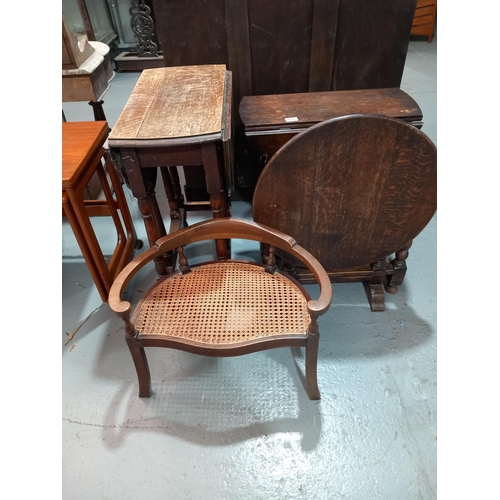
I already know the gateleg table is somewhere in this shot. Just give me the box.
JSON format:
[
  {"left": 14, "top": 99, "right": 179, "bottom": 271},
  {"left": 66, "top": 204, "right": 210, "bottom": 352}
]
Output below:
[{"left": 108, "top": 65, "right": 233, "bottom": 277}]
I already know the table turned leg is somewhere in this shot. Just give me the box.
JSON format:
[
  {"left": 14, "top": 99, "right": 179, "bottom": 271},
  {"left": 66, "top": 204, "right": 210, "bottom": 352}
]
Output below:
[
  {"left": 88, "top": 100, "right": 107, "bottom": 122},
  {"left": 119, "top": 148, "right": 172, "bottom": 276},
  {"left": 201, "top": 143, "right": 230, "bottom": 259},
  {"left": 385, "top": 241, "right": 413, "bottom": 294},
  {"left": 160, "top": 166, "right": 187, "bottom": 232},
  {"left": 363, "top": 258, "right": 387, "bottom": 312}
]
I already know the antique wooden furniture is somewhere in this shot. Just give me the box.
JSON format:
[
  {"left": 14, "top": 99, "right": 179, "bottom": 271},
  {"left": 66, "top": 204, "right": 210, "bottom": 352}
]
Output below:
[
  {"left": 152, "top": 0, "right": 417, "bottom": 197},
  {"left": 114, "top": 0, "right": 165, "bottom": 72},
  {"left": 411, "top": 0, "right": 437, "bottom": 43},
  {"left": 252, "top": 115, "right": 437, "bottom": 311},
  {"left": 109, "top": 218, "right": 332, "bottom": 400},
  {"left": 240, "top": 88, "right": 423, "bottom": 173},
  {"left": 62, "top": 121, "right": 140, "bottom": 302},
  {"left": 108, "top": 65, "right": 233, "bottom": 277},
  {"left": 62, "top": 16, "right": 113, "bottom": 121}
]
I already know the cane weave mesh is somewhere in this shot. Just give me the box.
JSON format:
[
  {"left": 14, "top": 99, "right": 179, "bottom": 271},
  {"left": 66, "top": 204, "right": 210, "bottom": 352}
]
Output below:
[{"left": 134, "top": 262, "right": 310, "bottom": 343}]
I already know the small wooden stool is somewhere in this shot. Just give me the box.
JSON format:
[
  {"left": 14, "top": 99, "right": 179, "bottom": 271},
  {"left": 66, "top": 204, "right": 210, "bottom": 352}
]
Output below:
[{"left": 62, "top": 121, "right": 141, "bottom": 302}]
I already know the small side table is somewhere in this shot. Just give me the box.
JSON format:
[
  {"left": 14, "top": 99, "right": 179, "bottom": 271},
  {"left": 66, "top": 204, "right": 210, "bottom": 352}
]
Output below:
[
  {"left": 63, "top": 121, "right": 140, "bottom": 302},
  {"left": 108, "top": 65, "right": 232, "bottom": 277}
]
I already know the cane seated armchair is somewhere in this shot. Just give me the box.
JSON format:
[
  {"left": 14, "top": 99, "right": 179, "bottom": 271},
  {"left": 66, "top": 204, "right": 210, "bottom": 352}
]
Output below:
[{"left": 109, "top": 218, "right": 332, "bottom": 400}]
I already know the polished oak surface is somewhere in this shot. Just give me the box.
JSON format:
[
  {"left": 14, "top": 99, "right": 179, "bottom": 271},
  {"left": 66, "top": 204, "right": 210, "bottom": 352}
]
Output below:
[{"left": 62, "top": 121, "right": 109, "bottom": 188}]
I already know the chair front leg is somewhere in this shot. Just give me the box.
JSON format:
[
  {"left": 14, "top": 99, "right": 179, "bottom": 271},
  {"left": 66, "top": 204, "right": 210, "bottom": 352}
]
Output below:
[
  {"left": 305, "top": 317, "right": 320, "bottom": 400},
  {"left": 124, "top": 316, "right": 151, "bottom": 398}
]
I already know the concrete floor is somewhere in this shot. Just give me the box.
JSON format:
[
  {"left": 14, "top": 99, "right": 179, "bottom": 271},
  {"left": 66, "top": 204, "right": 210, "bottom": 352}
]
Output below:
[{"left": 62, "top": 38, "right": 437, "bottom": 499}]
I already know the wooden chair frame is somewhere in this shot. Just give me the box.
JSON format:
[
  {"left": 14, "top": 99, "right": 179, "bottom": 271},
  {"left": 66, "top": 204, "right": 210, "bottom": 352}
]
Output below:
[{"left": 109, "top": 218, "right": 332, "bottom": 400}]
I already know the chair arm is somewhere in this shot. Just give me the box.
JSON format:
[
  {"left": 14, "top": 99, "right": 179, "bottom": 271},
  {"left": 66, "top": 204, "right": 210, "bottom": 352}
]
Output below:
[
  {"left": 287, "top": 244, "right": 332, "bottom": 317},
  {"left": 108, "top": 246, "right": 164, "bottom": 318},
  {"left": 109, "top": 217, "right": 333, "bottom": 318}
]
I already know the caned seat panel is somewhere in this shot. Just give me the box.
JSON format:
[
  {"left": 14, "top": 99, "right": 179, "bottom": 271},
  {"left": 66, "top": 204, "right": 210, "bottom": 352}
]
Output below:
[{"left": 134, "top": 262, "right": 310, "bottom": 344}]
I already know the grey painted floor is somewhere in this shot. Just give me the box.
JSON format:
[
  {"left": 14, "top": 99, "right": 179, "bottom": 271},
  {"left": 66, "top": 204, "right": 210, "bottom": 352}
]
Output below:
[{"left": 62, "top": 38, "right": 437, "bottom": 499}]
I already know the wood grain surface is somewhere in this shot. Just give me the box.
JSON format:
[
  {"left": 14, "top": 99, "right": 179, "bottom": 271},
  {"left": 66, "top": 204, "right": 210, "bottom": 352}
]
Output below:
[
  {"left": 62, "top": 121, "right": 109, "bottom": 187},
  {"left": 109, "top": 65, "right": 227, "bottom": 141},
  {"left": 240, "top": 88, "right": 422, "bottom": 130},
  {"left": 152, "top": 0, "right": 417, "bottom": 195},
  {"left": 252, "top": 114, "right": 437, "bottom": 271}
]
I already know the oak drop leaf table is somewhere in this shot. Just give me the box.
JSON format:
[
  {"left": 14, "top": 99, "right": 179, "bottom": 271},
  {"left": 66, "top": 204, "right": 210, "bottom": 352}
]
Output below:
[{"left": 108, "top": 65, "right": 233, "bottom": 277}]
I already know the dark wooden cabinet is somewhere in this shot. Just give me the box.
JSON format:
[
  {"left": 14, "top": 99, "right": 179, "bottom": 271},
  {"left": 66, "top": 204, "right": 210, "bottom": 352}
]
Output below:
[{"left": 152, "top": 0, "right": 418, "bottom": 196}]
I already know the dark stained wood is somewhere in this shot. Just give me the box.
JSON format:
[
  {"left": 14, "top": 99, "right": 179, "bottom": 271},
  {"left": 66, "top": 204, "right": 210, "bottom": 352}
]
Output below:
[
  {"left": 240, "top": 88, "right": 423, "bottom": 130},
  {"left": 136, "top": 147, "right": 203, "bottom": 168},
  {"left": 305, "top": 319, "right": 320, "bottom": 400},
  {"left": 109, "top": 217, "right": 332, "bottom": 318},
  {"left": 154, "top": 0, "right": 416, "bottom": 94},
  {"left": 252, "top": 115, "right": 437, "bottom": 310},
  {"left": 88, "top": 101, "right": 107, "bottom": 122},
  {"left": 108, "top": 218, "right": 332, "bottom": 399},
  {"left": 114, "top": 52, "right": 166, "bottom": 72},
  {"left": 152, "top": 0, "right": 417, "bottom": 197},
  {"left": 125, "top": 336, "right": 151, "bottom": 398},
  {"left": 331, "top": 0, "right": 417, "bottom": 90},
  {"left": 202, "top": 143, "right": 231, "bottom": 259},
  {"left": 247, "top": 0, "right": 314, "bottom": 95},
  {"left": 116, "top": 147, "right": 170, "bottom": 276},
  {"left": 240, "top": 88, "right": 424, "bottom": 186},
  {"left": 224, "top": 0, "right": 252, "bottom": 104},
  {"left": 363, "top": 259, "right": 387, "bottom": 312},
  {"left": 154, "top": 0, "right": 228, "bottom": 67},
  {"left": 385, "top": 241, "right": 413, "bottom": 294},
  {"left": 109, "top": 66, "right": 233, "bottom": 266},
  {"left": 308, "top": 0, "right": 340, "bottom": 92}
]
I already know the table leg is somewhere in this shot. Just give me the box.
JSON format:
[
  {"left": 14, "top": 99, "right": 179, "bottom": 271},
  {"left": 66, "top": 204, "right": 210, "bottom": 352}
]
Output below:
[
  {"left": 363, "top": 259, "right": 387, "bottom": 312},
  {"left": 169, "top": 166, "right": 188, "bottom": 226},
  {"left": 160, "top": 166, "right": 186, "bottom": 232},
  {"left": 63, "top": 193, "right": 109, "bottom": 302},
  {"left": 201, "top": 143, "right": 231, "bottom": 259},
  {"left": 98, "top": 153, "right": 140, "bottom": 278},
  {"left": 88, "top": 100, "right": 107, "bottom": 122},
  {"left": 65, "top": 187, "right": 114, "bottom": 294},
  {"left": 385, "top": 241, "right": 413, "bottom": 294},
  {"left": 119, "top": 148, "right": 172, "bottom": 276}
]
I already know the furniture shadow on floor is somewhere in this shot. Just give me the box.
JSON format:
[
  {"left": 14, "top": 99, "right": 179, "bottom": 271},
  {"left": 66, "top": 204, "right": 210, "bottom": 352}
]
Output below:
[
  {"left": 316, "top": 282, "right": 434, "bottom": 362},
  {"left": 97, "top": 348, "right": 323, "bottom": 451}
]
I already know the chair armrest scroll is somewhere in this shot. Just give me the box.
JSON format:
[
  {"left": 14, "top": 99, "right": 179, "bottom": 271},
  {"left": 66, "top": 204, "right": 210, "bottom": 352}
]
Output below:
[
  {"left": 287, "top": 244, "right": 332, "bottom": 317},
  {"left": 108, "top": 246, "right": 164, "bottom": 318}
]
